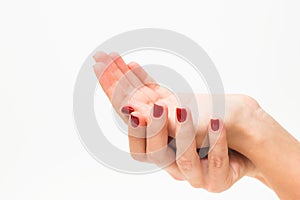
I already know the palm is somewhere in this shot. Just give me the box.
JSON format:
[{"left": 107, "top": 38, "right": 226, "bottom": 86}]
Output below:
[{"left": 93, "top": 51, "right": 178, "bottom": 125}]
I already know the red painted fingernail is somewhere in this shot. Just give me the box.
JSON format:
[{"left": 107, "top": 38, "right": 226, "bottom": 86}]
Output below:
[
  {"left": 153, "top": 104, "right": 163, "bottom": 118},
  {"left": 121, "top": 106, "right": 134, "bottom": 115},
  {"left": 211, "top": 119, "right": 219, "bottom": 131},
  {"left": 130, "top": 115, "right": 139, "bottom": 128},
  {"left": 176, "top": 108, "right": 187, "bottom": 123}
]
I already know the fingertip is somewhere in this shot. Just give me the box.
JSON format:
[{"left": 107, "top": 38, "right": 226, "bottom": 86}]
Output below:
[
  {"left": 130, "top": 114, "right": 140, "bottom": 128},
  {"left": 208, "top": 118, "right": 227, "bottom": 153},
  {"left": 121, "top": 105, "right": 135, "bottom": 115},
  {"left": 147, "top": 103, "right": 168, "bottom": 138},
  {"left": 209, "top": 118, "right": 225, "bottom": 133},
  {"left": 128, "top": 112, "right": 147, "bottom": 140},
  {"left": 176, "top": 108, "right": 186, "bottom": 123},
  {"left": 152, "top": 102, "right": 167, "bottom": 119},
  {"left": 128, "top": 61, "right": 140, "bottom": 69},
  {"left": 176, "top": 107, "right": 192, "bottom": 123},
  {"left": 109, "top": 52, "right": 120, "bottom": 59},
  {"left": 207, "top": 118, "right": 229, "bottom": 186},
  {"left": 93, "top": 51, "right": 107, "bottom": 62},
  {"left": 130, "top": 111, "right": 146, "bottom": 127}
]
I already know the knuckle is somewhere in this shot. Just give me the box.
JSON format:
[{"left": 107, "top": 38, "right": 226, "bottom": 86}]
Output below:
[
  {"left": 209, "top": 156, "right": 225, "bottom": 169},
  {"left": 177, "top": 157, "right": 193, "bottom": 171}
]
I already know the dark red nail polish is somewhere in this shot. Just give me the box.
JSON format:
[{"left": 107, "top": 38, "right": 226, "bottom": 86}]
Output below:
[
  {"left": 153, "top": 104, "right": 163, "bottom": 118},
  {"left": 211, "top": 119, "right": 219, "bottom": 131},
  {"left": 121, "top": 106, "right": 134, "bottom": 115},
  {"left": 130, "top": 115, "right": 139, "bottom": 128},
  {"left": 176, "top": 108, "right": 187, "bottom": 123}
]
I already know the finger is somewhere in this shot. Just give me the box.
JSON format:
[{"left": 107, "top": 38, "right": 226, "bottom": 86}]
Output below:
[
  {"left": 146, "top": 103, "right": 185, "bottom": 180},
  {"left": 93, "top": 52, "right": 143, "bottom": 115},
  {"left": 227, "top": 149, "right": 255, "bottom": 184},
  {"left": 93, "top": 51, "right": 124, "bottom": 81},
  {"left": 108, "top": 53, "right": 158, "bottom": 107},
  {"left": 109, "top": 53, "right": 144, "bottom": 88},
  {"left": 93, "top": 51, "right": 132, "bottom": 101},
  {"left": 93, "top": 62, "right": 117, "bottom": 99},
  {"left": 207, "top": 118, "right": 230, "bottom": 192},
  {"left": 128, "top": 112, "right": 148, "bottom": 162},
  {"left": 127, "top": 62, "right": 157, "bottom": 87},
  {"left": 93, "top": 51, "right": 111, "bottom": 63},
  {"left": 175, "top": 107, "right": 203, "bottom": 187},
  {"left": 128, "top": 61, "right": 175, "bottom": 99},
  {"left": 109, "top": 52, "right": 129, "bottom": 74},
  {"left": 119, "top": 98, "right": 152, "bottom": 124},
  {"left": 110, "top": 56, "right": 159, "bottom": 102}
]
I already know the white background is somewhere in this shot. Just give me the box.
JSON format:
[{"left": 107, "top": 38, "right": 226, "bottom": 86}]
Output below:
[{"left": 1, "top": 0, "right": 300, "bottom": 199}]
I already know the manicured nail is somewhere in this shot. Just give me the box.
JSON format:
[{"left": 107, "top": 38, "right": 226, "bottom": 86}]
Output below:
[
  {"left": 211, "top": 119, "right": 220, "bottom": 131},
  {"left": 121, "top": 106, "right": 134, "bottom": 115},
  {"left": 153, "top": 104, "right": 163, "bottom": 118},
  {"left": 130, "top": 115, "right": 139, "bottom": 128},
  {"left": 176, "top": 108, "right": 187, "bottom": 123}
]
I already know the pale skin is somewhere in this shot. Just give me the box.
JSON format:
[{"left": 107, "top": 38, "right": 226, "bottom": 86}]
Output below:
[{"left": 93, "top": 51, "right": 300, "bottom": 199}]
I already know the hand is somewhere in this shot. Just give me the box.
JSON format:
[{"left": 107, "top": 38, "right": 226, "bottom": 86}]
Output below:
[
  {"left": 93, "top": 51, "right": 300, "bottom": 198},
  {"left": 92, "top": 51, "right": 259, "bottom": 151},
  {"left": 128, "top": 104, "right": 254, "bottom": 191},
  {"left": 92, "top": 51, "right": 257, "bottom": 189},
  {"left": 93, "top": 51, "right": 178, "bottom": 130}
]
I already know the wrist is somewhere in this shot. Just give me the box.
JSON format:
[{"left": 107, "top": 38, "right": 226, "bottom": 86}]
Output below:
[
  {"left": 225, "top": 96, "right": 271, "bottom": 185},
  {"left": 235, "top": 103, "right": 300, "bottom": 199},
  {"left": 224, "top": 95, "right": 263, "bottom": 155}
]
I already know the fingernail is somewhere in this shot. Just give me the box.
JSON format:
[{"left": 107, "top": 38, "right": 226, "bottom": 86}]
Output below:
[
  {"left": 176, "top": 108, "right": 187, "bottom": 123},
  {"left": 121, "top": 106, "right": 134, "bottom": 115},
  {"left": 153, "top": 104, "right": 163, "bottom": 118},
  {"left": 130, "top": 114, "right": 139, "bottom": 128},
  {"left": 211, "top": 119, "right": 219, "bottom": 131}
]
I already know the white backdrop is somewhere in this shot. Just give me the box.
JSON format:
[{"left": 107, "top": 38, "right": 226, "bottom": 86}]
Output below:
[{"left": 1, "top": 0, "right": 300, "bottom": 199}]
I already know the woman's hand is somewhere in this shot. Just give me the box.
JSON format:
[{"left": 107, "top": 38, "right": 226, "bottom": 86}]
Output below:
[
  {"left": 127, "top": 104, "right": 255, "bottom": 192},
  {"left": 93, "top": 51, "right": 300, "bottom": 198},
  {"left": 92, "top": 51, "right": 259, "bottom": 152},
  {"left": 92, "top": 51, "right": 257, "bottom": 178}
]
